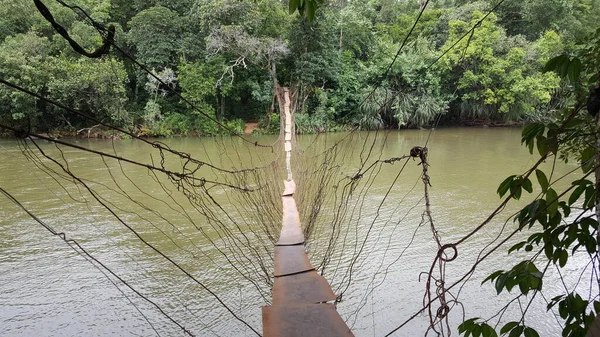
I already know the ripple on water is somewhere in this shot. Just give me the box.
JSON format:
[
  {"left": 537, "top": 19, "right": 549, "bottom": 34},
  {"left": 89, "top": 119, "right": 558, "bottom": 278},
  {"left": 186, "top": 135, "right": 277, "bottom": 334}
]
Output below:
[{"left": 0, "top": 130, "right": 584, "bottom": 336}]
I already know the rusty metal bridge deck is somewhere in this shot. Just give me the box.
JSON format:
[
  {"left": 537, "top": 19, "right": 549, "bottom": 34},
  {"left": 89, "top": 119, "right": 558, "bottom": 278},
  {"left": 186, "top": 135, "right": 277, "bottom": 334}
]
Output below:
[{"left": 262, "top": 87, "right": 353, "bottom": 337}]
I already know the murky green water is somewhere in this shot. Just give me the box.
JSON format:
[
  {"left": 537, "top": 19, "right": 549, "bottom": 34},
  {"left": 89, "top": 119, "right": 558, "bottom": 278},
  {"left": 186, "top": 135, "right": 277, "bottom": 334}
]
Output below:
[{"left": 0, "top": 128, "right": 587, "bottom": 336}]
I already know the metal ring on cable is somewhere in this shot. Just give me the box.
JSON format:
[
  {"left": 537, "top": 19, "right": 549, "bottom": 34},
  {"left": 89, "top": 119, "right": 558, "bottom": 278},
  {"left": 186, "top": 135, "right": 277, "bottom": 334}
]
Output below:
[{"left": 438, "top": 243, "right": 458, "bottom": 262}]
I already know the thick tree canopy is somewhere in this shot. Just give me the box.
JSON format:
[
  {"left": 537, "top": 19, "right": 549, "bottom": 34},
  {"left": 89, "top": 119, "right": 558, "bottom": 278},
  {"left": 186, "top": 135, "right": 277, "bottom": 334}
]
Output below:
[{"left": 0, "top": 0, "right": 599, "bottom": 135}]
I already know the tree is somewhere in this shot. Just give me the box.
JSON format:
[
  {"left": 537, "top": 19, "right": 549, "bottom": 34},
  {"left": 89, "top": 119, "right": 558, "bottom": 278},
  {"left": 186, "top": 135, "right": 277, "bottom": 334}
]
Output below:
[
  {"left": 46, "top": 55, "right": 129, "bottom": 127},
  {"left": 198, "top": 0, "right": 290, "bottom": 122},
  {"left": 495, "top": 0, "right": 577, "bottom": 40},
  {"left": 127, "top": 6, "right": 183, "bottom": 69},
  {"left": 388, "top": 38, "right": 449, "bottom": 128},
  {"left": 439, "top": 10, "right": 560, "bottom": 121},
  {"left": 0, "top": 32, "right": 52, "bottom": 130},
  {"left": 0, "top": 0, "right": 38, "bottom": 41}
]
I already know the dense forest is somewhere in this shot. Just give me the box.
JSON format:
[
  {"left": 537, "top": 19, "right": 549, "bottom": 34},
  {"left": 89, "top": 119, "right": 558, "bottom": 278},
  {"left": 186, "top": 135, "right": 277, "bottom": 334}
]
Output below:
[
  {"left": 5, "top": 2, "right": 600, "bottom": 337},
  {"left": 1, "top": 0, "right": 600, "bottom": 136}
]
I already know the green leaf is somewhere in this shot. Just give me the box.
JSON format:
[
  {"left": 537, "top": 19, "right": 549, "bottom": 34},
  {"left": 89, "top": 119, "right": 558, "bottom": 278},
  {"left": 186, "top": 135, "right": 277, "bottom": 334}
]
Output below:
[
  {"left": 545, "top": 243, "right": 554, "bottom": 259},
  {"left": 552, "top": 248, "right": 561, "bottom": 263},
  {"left": 472, "top": 324, "right": 482, "bottom": 337},
  {"left": 536, "top": 135, "right": 548, "bottom": 156},
  {"left": 495, "top": 273, "right": 508, "bottom": 294},
  {"left": 527, "top": 261, "right": 541, "bottom": 274},
  {"left": 459, "top": 318, "right": 478, "bottom": 334},
  {"left": 508, "top": 326, "right": 524, "bottom": 337},
  {"left": 509, "top": 242, "right": 526, "bottom": 254},
  {"left": 558, "top": 300, "right": 568, "bottom": 319},
  {"left": 530, "top": 274, "right": 542, "bottom": 290},
  {"left": 535, "top": 170, "right": 548, "bottom": 193},
  {"left": 528, "top": 136, "right": 535, "bottom": 154},
  {"left": 568, "top": 57, "right": 582, "bottom": 84},
  {"left": 500, "top": 322, "right": 519, "bottom": 335},
  {"left": 586, "top": 237, "right": 597, "bottom": 253},
  {"left": 546, "top": 188, "right": 558, "bottom": 217},
  {"left": 289, "top": 0, "right": 300, "bottom": 14},
  {"left": 482, "top": 270, "right": 503, "bottom": 285},
  {"left": 521, "top": 124, "right": 544, "bottom": 150},
  {"left": 547, "top": 137, "right": 559, "bottom": 155},
  {"left": 572, "top": 178, "right": 592, "bottom": 187},
  {"left": 481, "top": 324, "right": 498, "bottom": 337},
  {"left": 535, "top": 200, "right": 548, "bottom": 226},
  {"left": 306, "top": 0, "right": 316, "bottom": 21},
  {"left": 558, "top": 56, "right": 571, "bottom": 78},
  {"left": 522, "top": 178, "right": 533, "bottom": 193},
  {"left": 584, "top": 186, "right": 596, "bottom": 209},
  {"left": 564, "top": 118, "right": 584, "bottom": 130},
  {"left": 511, "top": 181, "right": 523, "bottom": 200},
  {"left": 559, "top": 201, "right": 571, "bottom": 217},
  {"left": 548, "top": 295, "right": 564, "bottom": 310},
  {"left": 566, "top": 224, "right": 577, "bottom": 246},
  {"left": 558, "top": 249, "right": 568, "bottom": 267},
  {"left": 518, "top": 280, "right": 529, "bottom": 295},
  {"left": 524, "top": 327, "right": 540, "bottom": 337},
  {"left": 543, "top": 54, "right": 570, "bottom": 74},
  {"left": 498, "top": 175, "right": 515, "bottom": 198},
  {"left": 517, "top": 207, "right": 529, "bottom": 226},
  {"left": 581, "top": 146, "right": 596, "bottom": 173},
  {"left": 569, "top": 185, "right": 586, "bottom": 205},
  {"left": 586, "top": 217, "right": 599, "bottom": 230},
  {"left": 525, "top": 200, "right": 540, "bottom": 224},
  {"left": 537, "top": 213, "right": 548, "bottom": 227}
]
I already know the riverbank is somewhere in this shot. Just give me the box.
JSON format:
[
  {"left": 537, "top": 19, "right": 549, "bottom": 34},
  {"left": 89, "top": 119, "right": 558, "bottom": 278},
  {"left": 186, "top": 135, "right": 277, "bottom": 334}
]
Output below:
[{"left": 0, "top": 119, "right": 525, "bottom": 140}]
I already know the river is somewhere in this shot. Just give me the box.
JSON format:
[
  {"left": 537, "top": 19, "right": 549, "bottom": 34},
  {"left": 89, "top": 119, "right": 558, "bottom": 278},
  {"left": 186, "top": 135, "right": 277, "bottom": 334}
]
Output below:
[{"left": 0, "top": 127, "right": 589, "bottom": 336}]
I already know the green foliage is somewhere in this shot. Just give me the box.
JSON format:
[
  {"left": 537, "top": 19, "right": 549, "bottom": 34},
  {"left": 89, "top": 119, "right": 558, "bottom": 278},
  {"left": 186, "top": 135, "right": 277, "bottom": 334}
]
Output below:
[
  {"left": 440, "top": 11, "right": 561, "bottom": 121},
  {"left": 257, "top": 113, "right": 280, "bottom": 134},
  {"left": 458, "top": 319, "right": 497, "bottom": 337},
  {"left": 47, "top": 56, "right": 130, "bottom": 125},
  {"left": 127, "top": 6, "right": 183, "bottom": 69},
  {"left": 500, "top": 323, "right": 540, "bottom": 337},
  {"left": 386, "top": 9, "right": 446, "bottom": 45},
  {"left": 0, "top": 0, "right": 39, "bottom": 41},
  {"left": 464, "top": 40, "right": 600, "bottom": 335},
  {"left": 532, "top": 31, "right": 564, "bottom": 67},
  {"left": 0, "top": 32, "right": 51, "bottom": 127},
  {"left": 547, "top": 294, "right": 598, "bottom": 337},
  {"left": 3, "top": 1, "right": 600, "bottom": 336},
  {"left": 1, "top": 0, "right": 599, "bottom": 137},
  {"left": 178, "top": 58, "right": 227, "bottom": 113},
  {"left": 140, "top": 110, "right": 243, "bottom": 137},
  {"left": 497, "top": 175, "right": 532, "bottom": 200},
  {"left": 288, "top": 0, "right": 324, "bottom": 22},
  {"left": 143, "top": 101, "right": 162, "bottom": 129},
  {"left": 389, "top": 38, "right": 450, "bottom": 128},
  {"left": 354, "top": 87, "right": 385, "bottom": 130},
  {"left": 482, "top": 261, "right": 542, "bottom": 295},
  {"left": 458, "top": 319, "right": 542, "bottom": 337}
]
